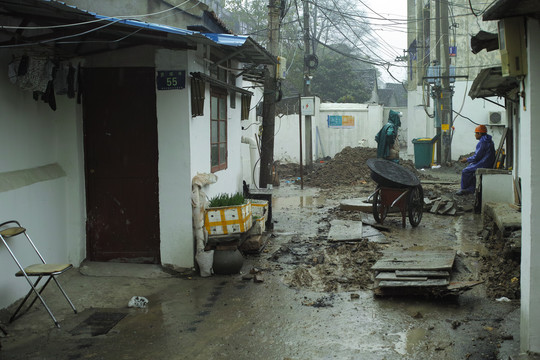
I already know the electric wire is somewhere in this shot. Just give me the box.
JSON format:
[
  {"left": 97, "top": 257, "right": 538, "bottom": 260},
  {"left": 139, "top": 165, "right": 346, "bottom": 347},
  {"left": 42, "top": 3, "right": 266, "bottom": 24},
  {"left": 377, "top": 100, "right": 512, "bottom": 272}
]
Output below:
[
  {"left": 314, "top": 5, "right": 391, "bottom": 68},
  {"left": 453, "top": 110, "right": 481, "bottom": 126},
  {"left": 0, "top": 18, "right": 124, "bottom": 48},
  {"left": 0, "top": 0, "right": 194, "bottom": 31}
]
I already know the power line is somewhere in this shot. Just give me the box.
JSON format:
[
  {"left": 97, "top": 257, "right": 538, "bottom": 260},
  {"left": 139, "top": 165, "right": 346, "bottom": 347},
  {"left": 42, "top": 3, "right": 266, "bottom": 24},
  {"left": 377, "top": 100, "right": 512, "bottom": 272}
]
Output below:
[{"left": 0, "top": 0, "right": 195, "bottom": 31}]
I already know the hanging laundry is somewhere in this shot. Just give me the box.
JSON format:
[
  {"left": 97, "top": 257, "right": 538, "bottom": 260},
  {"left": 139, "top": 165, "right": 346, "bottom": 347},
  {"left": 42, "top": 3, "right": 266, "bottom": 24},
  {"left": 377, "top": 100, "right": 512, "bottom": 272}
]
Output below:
[
  {"left": 17, "top": 57, "right": 54, "bottom": 93},
  {"left": 54, "top": 62, "right": 69, "bottom": 95},
  {"left": 8, "top": 58, "right": 19, "bottom": 84}
]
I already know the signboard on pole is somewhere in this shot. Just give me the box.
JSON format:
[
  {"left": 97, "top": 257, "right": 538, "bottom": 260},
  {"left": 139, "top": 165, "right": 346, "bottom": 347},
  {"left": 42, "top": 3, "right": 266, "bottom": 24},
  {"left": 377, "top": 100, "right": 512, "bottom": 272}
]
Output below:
[{"left": 301, "top": 97, "right": 315, "bottom": 116}]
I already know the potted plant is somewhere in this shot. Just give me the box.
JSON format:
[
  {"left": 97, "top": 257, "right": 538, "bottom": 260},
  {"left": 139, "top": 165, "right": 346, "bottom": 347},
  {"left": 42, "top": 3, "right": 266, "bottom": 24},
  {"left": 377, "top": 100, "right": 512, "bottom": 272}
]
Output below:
[{"left": 204, "top": 193, "right": 252, "bottom": 236}]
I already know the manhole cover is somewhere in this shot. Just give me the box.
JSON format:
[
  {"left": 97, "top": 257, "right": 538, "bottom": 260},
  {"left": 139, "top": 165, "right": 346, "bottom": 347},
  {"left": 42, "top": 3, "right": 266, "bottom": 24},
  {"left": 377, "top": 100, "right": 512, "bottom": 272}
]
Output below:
[{"left": 70, "top": 311, "right": 127, "bottom": 336}]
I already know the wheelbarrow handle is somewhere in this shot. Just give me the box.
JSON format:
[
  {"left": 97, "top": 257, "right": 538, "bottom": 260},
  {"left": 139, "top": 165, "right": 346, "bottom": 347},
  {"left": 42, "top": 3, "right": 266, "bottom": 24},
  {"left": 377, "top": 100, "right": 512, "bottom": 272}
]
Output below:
[{"left": 367, "top": 187, "right": 381, "bottom": 202}]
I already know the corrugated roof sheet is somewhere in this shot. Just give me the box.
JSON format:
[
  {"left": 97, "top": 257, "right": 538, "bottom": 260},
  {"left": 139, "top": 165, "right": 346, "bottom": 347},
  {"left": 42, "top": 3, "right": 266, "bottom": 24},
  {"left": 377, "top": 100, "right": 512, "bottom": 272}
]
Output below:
[{"left": 0, "top": 0, "right": 275, "bottom": 64}]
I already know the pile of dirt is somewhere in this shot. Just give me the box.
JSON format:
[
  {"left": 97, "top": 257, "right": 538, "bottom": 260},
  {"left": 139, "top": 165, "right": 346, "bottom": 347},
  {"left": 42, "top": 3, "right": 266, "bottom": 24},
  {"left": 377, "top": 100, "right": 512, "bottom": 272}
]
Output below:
[
  {"left": 481, "top": 231, "right": 521, "bottom": 300},
  {"left": 303, "top": 147, "right": 377, "bottom": 188},
  {"left": 276, "top": 146, "right": 433, "bottom": 189}
]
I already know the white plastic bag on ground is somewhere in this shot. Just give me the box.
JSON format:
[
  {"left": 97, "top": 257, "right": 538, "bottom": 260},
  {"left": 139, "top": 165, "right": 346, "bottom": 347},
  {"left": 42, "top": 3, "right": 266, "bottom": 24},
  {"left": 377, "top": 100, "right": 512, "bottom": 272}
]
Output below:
[
  {"left": 128, "top": 296, "right": 149, "bottom": 308},
  {"left": 196, "top": 249, "right": 214, "bottom": 277}
]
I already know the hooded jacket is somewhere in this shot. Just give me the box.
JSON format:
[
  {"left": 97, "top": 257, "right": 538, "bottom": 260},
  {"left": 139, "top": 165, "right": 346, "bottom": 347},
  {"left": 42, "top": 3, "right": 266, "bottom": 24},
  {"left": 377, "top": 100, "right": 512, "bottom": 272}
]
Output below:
[
  {"left": 466, "top": 133, "right": 496, "bottom": 169},
  {"left": 375, "top": 110, "right": 401, "bottom": 159},
  {"left": 460, "top": 133, "right": 496, "bottom": 193}
]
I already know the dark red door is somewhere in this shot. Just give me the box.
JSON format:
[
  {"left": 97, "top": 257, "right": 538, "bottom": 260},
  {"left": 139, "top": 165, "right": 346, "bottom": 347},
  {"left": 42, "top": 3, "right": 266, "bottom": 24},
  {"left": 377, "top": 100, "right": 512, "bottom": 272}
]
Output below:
[{"left": 83, "top": 67, "right": 160, "bottom": 263}]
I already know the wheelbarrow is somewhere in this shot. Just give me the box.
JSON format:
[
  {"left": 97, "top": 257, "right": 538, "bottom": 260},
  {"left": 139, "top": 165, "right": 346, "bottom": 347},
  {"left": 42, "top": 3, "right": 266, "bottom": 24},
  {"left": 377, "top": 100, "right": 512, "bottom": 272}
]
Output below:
[{"left": 367, "top": 158, "right": 424, "bottom": 227}]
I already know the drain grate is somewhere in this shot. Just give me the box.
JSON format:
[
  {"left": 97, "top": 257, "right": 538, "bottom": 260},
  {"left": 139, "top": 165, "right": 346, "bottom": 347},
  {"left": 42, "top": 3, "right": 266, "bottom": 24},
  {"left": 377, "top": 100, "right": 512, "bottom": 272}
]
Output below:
[{"left": 70, "top": 311, "right": 127, "bottom": 336}]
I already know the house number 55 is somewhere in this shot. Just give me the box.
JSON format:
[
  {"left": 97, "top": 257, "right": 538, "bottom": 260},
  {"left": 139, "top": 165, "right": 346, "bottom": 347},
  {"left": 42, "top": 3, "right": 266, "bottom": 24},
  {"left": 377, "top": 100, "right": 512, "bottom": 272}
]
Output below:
[{"left": 157, "top": 70, "right": 186, "bottom": 90}]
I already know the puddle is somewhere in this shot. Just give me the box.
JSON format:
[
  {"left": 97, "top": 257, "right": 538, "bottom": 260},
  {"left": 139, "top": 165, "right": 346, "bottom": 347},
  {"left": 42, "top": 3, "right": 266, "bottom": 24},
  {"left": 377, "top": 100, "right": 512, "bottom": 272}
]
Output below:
[
  {"left": 391, "top": 327, "right": 427, "bottom": 355},
  {"left": 392, "top": 330, "right": 408, "bottom": 355},
  {"left": 272, "top": 195, "right": 327, "bottom": 210},
  {"left": 405, "top": 327, "right": 428, "bottom": 353},
  {"left": 454, "top": 214, "right": 488, "bottom": 255}
]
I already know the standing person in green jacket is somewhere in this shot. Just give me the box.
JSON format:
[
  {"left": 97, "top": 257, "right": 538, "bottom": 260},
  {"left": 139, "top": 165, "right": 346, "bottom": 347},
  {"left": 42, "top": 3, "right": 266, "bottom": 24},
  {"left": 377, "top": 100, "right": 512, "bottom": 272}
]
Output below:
[{"left": 375, "top": 110, "right": 402, "bottom": 163}]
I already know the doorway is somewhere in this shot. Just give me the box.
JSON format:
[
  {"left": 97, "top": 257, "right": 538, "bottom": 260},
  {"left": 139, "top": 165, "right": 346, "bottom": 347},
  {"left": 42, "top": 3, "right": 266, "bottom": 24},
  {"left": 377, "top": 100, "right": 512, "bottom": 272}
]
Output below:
[{"left": 82, "top": 67, "right": 160, "bottom": 263}]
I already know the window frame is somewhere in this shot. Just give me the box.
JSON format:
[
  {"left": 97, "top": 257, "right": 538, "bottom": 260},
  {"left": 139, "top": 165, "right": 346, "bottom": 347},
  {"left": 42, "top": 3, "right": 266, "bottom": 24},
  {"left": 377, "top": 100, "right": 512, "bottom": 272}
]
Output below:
[{"left": 210, "top": 87, "right": 228, "bottom": 173}]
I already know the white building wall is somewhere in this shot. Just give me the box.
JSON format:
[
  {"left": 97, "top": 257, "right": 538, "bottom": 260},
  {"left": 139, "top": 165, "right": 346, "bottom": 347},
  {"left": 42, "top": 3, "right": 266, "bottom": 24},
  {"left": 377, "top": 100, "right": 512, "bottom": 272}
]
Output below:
[
  {"left": 155, "top": 49, "right": 195, "bottom": 270},
  {"left": 451, "top": 82, "right": 506, "bottom": 159},
  {"left": 406, "top": 88, "right": 437, "bottom": 159},
  {"left": 317, "top": 103, "right": 383, "bottom": 159},
  {"left": 273, "top": 101, "right": 387, "bottom": 164},
  {"left": 520, "top": 17, "right": 540, "bottom": 355},
  {"left": 407, "top": 82, "right": 506, "bottom": 162},
  {"left": 273, "top": 112, "right": 306, "bottom": 164},
  {"left": 240, "top": 88, "right": 263, "bottom": 188},
  {"left": 188, "top": 63, "right": 246, "bottom": 200},
  {"left": 86, "top": 45, "right": 198, "bottom": 271},
  {"left": 0, "top": 53, "right": 84, "bottom": 310}
]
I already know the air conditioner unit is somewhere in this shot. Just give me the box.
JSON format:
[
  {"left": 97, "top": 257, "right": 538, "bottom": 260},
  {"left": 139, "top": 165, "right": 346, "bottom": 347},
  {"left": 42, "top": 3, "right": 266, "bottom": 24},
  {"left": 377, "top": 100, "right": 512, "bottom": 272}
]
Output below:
[
  {"left": 498, "top": 17, "right": 527, "bottom": 77},
  {"left": 488, "top": 111, "right": 506, "bottom": 126}
]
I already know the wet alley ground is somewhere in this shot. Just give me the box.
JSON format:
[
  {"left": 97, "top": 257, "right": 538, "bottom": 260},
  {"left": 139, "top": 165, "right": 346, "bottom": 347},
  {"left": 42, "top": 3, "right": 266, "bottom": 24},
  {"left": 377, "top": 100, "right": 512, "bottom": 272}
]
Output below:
[{"left": 0, "top": 167, "right": 536, "bottom": 360}]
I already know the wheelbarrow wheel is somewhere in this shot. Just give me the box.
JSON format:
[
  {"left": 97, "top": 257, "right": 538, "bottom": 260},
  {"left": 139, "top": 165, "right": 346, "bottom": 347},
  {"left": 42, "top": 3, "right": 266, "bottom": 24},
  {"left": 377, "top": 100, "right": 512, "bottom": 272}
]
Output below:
[
  {"left": 372, "top": 188, "right": 387, "bottom": 223},
  {"left": 408, "top": 185, "right": 424, "bottom": 227}
]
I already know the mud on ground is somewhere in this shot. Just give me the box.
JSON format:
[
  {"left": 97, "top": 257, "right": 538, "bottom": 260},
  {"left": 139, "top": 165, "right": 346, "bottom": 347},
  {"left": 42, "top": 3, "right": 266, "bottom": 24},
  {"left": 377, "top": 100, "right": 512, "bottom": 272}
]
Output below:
[{"left": 273, "top": 146, "right": 520, "bottom": 300}]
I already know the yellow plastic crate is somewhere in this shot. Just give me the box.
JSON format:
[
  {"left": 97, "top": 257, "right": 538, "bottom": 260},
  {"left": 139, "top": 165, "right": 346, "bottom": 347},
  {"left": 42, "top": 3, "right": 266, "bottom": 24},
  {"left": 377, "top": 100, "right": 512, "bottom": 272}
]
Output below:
[
  {"left": 248, "top": 200, "right": 268, "bottom": 235},
  {"left": 205, "top": 201, "right": 252, "bottom": 236},
  {"left": 251, "top": 199, "right": 268, "bottom": 219}
]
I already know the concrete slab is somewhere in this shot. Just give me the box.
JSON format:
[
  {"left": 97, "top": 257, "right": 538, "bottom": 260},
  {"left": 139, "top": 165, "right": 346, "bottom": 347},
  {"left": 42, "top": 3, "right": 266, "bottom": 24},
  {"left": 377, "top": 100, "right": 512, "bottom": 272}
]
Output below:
[
  {"left": 327, "top": 219, "right": 363, "bottom": 242},
  {"left": 483, "top": 202, "right": 521, "bottom": 230},
  {"left": 339, "top": 198, "right": 372, "bottom": 212},
  {"left": 79, "top": 261, "right": 173, "bottom": 279},
  {"left": 361, "top": 225, "right": 390, "bottom": 243}
]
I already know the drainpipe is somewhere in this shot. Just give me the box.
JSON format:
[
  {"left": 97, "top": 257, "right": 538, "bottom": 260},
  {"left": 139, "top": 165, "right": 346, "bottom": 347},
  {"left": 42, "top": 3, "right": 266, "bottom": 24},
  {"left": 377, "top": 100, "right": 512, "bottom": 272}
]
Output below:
[{"left": 242, "top": 136, "right": 259, "bottom": 186}]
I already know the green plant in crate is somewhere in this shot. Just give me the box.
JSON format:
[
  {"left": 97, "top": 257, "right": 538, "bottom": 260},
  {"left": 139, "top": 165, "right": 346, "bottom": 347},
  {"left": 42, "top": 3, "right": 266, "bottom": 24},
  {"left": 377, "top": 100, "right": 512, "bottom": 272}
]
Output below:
[{"left": 208, "top": 192, "right": 245, "bottom": 208}]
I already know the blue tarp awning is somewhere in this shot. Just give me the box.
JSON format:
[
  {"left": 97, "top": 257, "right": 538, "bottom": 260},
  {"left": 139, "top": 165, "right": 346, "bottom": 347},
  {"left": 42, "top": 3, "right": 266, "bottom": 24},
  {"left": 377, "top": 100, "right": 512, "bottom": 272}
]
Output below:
[{"left": 0, "top": 0, "right": 276, "bottom": 65}]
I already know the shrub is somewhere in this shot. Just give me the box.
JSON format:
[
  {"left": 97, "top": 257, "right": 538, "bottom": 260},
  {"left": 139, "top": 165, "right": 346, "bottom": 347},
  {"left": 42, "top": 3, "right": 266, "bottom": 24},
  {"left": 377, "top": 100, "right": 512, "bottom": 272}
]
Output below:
[{"left": 208, "top": 192, "right": 245, "bottom": 207}]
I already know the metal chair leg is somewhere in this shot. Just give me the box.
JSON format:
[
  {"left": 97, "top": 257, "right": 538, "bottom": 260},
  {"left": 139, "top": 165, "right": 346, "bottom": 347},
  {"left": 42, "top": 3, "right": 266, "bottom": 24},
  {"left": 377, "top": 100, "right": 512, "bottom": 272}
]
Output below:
[
  {"left": 10, "top": 277, "right": 44, "bottom": 322},
  {"left": 10, "top": 276, "right": 61, "bottom": 328},
  {"left": 51, "top": 276, "right": 77, "bottom": 314}
]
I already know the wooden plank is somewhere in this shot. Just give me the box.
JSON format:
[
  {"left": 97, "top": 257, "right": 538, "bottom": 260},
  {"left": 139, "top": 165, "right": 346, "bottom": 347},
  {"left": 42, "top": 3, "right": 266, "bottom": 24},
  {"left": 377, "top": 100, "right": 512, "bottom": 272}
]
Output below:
[
  {"left": 395, "top": 270, "right": 450, "bottom": 278},
  {"left": 327, "top": 220, "right": 363, "bottom": 242},
  {"left": 376, "top": 272, "right": 428, "bottom": 281},
  {"left": 371, "top": 250, "right": 456, "bottom": 271},
  {"left": 493, "top": 127, "right": 508, "bottom": 169},
  {"left": 378, "top": 278, "right": 449, "bottom": 288}
]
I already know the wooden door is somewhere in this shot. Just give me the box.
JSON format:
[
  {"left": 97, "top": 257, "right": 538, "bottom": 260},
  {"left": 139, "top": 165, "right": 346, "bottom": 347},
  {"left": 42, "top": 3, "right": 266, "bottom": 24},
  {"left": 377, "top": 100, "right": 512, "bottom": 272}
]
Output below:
[{"left": 83, "top": 67, "right": 160, "bottom": 263}]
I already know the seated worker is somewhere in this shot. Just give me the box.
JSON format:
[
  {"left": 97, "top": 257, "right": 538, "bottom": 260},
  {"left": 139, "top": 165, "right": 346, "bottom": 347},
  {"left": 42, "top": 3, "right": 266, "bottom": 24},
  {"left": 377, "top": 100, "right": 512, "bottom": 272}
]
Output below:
[
  {"left": 375, "top": 110, "right": 402, "bottom": 163},
  {"left": 456, "top": 124, "right": 495, "bottom": 195}
]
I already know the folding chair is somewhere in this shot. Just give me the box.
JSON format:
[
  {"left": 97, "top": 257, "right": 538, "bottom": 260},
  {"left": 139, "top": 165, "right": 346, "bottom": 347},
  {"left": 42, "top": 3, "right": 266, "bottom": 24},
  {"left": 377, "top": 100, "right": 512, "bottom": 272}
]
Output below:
[{"left": 0, "top": 220, "right": 77, "bottom": 328}]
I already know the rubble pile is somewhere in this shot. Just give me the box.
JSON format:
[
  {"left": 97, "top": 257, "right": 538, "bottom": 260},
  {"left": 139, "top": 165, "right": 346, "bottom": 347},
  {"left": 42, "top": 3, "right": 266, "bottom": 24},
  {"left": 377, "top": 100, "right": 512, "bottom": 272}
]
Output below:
[
  {"left": 277, "top": 146, "right": 423, "bottom": 189},
  {"left": 304, "top": 147, "right": 378, "bottom": 188},
  {"left": 425, "top": 195, "right": 474, "bottom": 215}
]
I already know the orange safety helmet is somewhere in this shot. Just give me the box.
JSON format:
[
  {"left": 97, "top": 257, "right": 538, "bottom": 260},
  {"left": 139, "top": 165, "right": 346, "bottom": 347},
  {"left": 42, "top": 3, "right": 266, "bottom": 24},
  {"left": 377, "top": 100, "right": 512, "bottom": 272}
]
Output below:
[{"left": 475, "top": 125, "right": 487, "bottom": 133}]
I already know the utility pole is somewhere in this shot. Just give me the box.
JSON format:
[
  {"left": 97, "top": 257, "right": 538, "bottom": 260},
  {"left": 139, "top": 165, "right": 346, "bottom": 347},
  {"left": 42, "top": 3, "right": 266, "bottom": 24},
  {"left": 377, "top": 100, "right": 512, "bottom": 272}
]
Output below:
[
  {"left": 435, "top": 0, "right": 441, "bottom": 164},
  {"left": 440, "top": 0, "right": 452, "bottom": 165},
  {"left": 433, "top": 0, "right": 452, "bottom": 165},
  {"left": 302, "top": 0, "right": 313, "bottom": 169},
  {"left": 259, "top": 0, "right": 280, "bottom": 188},
  {"left": 413, "top": 0, "right": 423, "bottom": 91}
]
